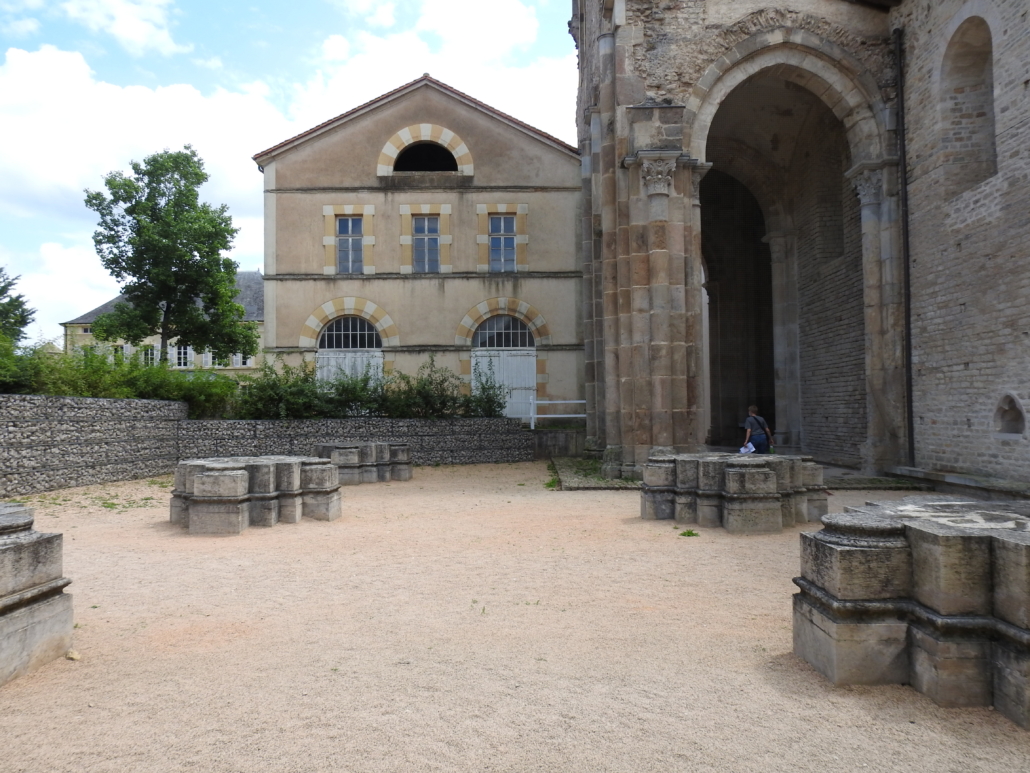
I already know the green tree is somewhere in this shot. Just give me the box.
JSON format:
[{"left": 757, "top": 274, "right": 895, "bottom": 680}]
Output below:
[
  {"left": 0, "top": 267, "right": 35, "bottom": 344},
  {"left": 84, "top": 145, "right": 259, "bottom": 362}
]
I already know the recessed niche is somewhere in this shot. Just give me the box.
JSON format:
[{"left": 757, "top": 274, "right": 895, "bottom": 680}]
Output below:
[{"left": 994, "top": 394, "right": 1026, "bottom": 436}]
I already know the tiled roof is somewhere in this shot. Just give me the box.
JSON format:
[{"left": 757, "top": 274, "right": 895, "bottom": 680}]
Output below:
[
  {"left": 62, "top": 271, "right": 265, "bottom": 325},
  {"left": 252, "top": 74, "right": 578, "bottom": 162}
]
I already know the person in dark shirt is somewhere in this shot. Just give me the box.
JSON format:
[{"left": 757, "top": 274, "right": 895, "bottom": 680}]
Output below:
[{"left": 743, "top": 405, "right": 774, "bottom": 454}]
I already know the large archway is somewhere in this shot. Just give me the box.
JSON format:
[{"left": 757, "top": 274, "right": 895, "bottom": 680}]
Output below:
[{"left": 701, "top": 66, "right": 868, "bottom": 466}]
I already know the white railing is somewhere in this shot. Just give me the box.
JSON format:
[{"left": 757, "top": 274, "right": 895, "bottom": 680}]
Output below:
[{"left": 526, "top": 396, "right": 587, "bottom": 430}]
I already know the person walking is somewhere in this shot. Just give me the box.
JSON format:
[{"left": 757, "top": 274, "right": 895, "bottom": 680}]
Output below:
[{"left": 743, "top": 405, "right": 774, "bottom": 454}]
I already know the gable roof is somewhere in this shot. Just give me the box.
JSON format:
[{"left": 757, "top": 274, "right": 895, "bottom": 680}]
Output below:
[
  {"left": 253, "top": 75, "right": 579, "bottom": 164},
  {"left": 62, "top": 271, "right": 265, "bottom": 325}
]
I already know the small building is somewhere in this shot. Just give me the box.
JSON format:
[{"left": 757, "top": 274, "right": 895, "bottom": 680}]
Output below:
[
  {"left": 252, "top": 75, "right": 584, "bottom": 420},
  {"left": 60, "top": 270, "right": 264, "bottom": 373}
]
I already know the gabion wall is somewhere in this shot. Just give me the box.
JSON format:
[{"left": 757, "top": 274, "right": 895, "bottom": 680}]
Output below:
[{"left": 0, "top": 395, "right": 534, "bottom": 497}]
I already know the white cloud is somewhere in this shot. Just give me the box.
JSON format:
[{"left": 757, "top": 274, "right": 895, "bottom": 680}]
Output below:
[
  {"left": 2, "top": 17, "right": 39, "bottom": 35},
  {"left": 321, "top": 34, "right": 349, "bottom": 62},
  {"left": 0, "top": 1, "right": 44, "bottom": 10},
  {"left": 366, "top": 2, "right": 394, "bottom": 28},
  {"left": 192, "top": 55, "right": 222, "bottom": 70},
  {"left": 60, "top": 0, "right": 192, "bottom": 56},
  {"left": 4, "top": 242, "right": 121, "bottom": 343}
]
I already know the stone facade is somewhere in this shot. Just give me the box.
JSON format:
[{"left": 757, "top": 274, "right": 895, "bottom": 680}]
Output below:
[
  {"left": 793, "top": 495, "right": 1030, "bottom": 729},
  {"left": 0, "top": 503, "right": 73, "bottom": 686},
  {"left": 252, "top": 76, "right": 584, "bottom": 422},
  {"left": 571, "top": 0, "right": 1030, "bottom": 480},
  {"left": 0, "top": 395, "right": 533, "bottom": 498}
]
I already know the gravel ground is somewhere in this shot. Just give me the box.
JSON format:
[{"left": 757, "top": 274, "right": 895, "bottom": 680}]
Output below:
[{"left": 2, "top": 462, "right": 1027, "bottom": 773}]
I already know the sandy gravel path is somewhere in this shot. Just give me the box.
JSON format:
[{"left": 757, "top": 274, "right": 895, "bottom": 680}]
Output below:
[{"left": 2, "top": 462, "right": 1027, "bottom": 772}]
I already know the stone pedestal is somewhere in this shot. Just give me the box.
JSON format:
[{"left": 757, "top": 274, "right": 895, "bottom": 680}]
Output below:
[
  {"left": 316, "top": 442, "right": 413, "bottom": 485},
  {"left": 640, "top": 452, "right": 826, "bottom": 534},
  {"left": 0, "top": 504, "right": 73, "bottom": 687},
  {"left": 794, "top": 496, "right": 1030, "bottom": 729},
  {"left": 170, "top": 456, "right": 344, "bottom": 535}
]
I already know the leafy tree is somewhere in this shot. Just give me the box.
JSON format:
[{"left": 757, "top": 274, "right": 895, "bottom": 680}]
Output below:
[
  {"left": 84, "top": 145, "right": 259, "bottom": 362},
  {"left": 0, "top": 267, "right": 35, "bottom": 344}
]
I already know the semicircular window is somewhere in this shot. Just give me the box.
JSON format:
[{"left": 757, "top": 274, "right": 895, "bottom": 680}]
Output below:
[
  {"left": 394, "top": 142, "right": 459, "bottom": 172},
  {"left": 319, "top": 316, "right": 382, "bottom": 350},
  {"left": 472, "top": 315, "right": 535, "bottom": 348},
  {"left": 994, "top": 395, "right": 1026, "bottom": 435}
]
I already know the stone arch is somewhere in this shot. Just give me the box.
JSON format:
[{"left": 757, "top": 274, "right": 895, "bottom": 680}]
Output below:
[
  {"left": 377, "top": 124, "right": 473, "bottom": 176},
  {"left": 299, "top": 297, "right": 400, "bottom": 349},
  {"left": 704, "top": 136, "right": 789, "bottom": 233},
  {"left": 686, "top": 31, "right": 888, "bottom": 166},
  {"left": 939, "top": 13, "right": 997, "bottom": 196},
  {"left": 454, "top": 298, "right": 552, "bottom": 347}
]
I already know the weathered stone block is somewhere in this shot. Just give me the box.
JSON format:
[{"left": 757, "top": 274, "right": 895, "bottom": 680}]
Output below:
[
  {"left": 910, "top": 627, "right": 992, "bottom": 708},
  {"left": 278, "top": 493, "right": 302, "bottom": 525},
  {"left": 908, "top": 522, "right": 992, "bottom": 616},
  {"left": 193, "top": 470, "right": 249, "bottom": 498},
  {"left": 188, "top": 500, "right": 250, "bottom": 535},
  {"left": 993, "top": 531, "right": 1030, "bottom": 629},
  {"left": 302, "top": 490, "right": 342, "bottom": 522},
  {"left": 994, "top": 642, "right": 1030, "bottom": 729},
  {"left": 0, "top": 593, "right": 74, "bottom": 687},
  {"left": 800, "top": 532, "right": 912, "bottom": 600},
  {"left": 792, "top": 594, "right": 909, "bottom": 686},
  {"left": 300, "top": 462, "right": 339, "bottom": 490}
]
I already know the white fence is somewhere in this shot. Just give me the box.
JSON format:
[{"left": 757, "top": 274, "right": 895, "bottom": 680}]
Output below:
[{"left": 526, "top": 397, "right": 587, "bottom": 430}]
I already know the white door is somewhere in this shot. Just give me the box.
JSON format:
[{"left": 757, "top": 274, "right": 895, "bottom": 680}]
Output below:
[
  {"left": 472, "top": 349, "right": 537, "bottom": 419},
  {"left": 315, "top": 350, "right": 384, "bottom": 381}
]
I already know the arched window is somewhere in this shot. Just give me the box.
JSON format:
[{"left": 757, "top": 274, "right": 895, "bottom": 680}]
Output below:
[
  {"left": 319, "top": 316, "right": 382, "bottom": 349},
  {"left": 940, "top": 17, "right": 996, "bottom": 196},
  {"left": 472, "top": 315, "right": 535, "bottom": 348},
  {"left": 393, "top": 142, "right": 458, "bottom": 173},
  {"left": 316, "top": 316, "right": 383, "bottom": 380}
]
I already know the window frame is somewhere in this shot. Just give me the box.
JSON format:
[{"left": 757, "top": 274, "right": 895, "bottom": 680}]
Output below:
[
  {"left": 412, "top": 215, "right": 441, "bottom": 274},
  {"left": 336, "top": 216, "right": 364, "bottom": 274}
]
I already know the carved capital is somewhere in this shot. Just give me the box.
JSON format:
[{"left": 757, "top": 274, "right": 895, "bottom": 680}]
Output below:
[
  {"left": 851, "top": 169, "right": 883, "bottom": 207},
  {"left": 641, "top": 157, "right": 677, "bottom": 197}
]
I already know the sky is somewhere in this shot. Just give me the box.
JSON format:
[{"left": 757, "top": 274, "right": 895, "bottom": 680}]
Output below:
[{"left": 0, "top": 0, "right": 579, "bottom": 341}]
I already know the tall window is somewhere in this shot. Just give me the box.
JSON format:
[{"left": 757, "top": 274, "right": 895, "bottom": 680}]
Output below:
[
  {"left": 413, "top": 216, "right": 440, "bottom": 273},
  {"left": 337, "top": 216, "right": 363, "bottom": 274},
  {"left": 175, "top": 344, "right": 193, "bottom": 368},
  {"left": 141, "top": 346, "right": 156, "bottom": 366},
  {"left": 489, "top": 215, "right": 517, "bottom": 273},
  {"left": 319, "top": 316, "right": 382, "bottom": 349}
]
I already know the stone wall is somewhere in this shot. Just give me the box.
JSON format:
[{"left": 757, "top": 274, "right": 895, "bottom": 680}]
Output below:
[
  {"left": 0, "top": 394, "right": 186, "bottom": 497},
  {"left": 0, "top": 395, "right": 534, "bottom": 497},
  {"left": 177, "top": 418, "right": 533, "bottom": 466},
  {"left": 889, "top": 0, "right": 1030, "bottom": 480}
]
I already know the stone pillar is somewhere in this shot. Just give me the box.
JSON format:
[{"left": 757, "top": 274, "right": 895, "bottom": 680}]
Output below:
[
  {"left": 684, "top": 161, "right": 712, "bottom": 451},
  {"left": 764, "top": 231, "right": 802, "bottom": 448},
  {"left": 598, "top": 32, "right": 621, "bottom": 478},
  {"left": 581, "top": 110, "right": 601, "bottom": 452},
  {"left": 848, "top": 163, "right": 908, "bottom": 473}
]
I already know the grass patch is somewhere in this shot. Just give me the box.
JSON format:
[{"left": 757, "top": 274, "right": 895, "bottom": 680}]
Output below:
[
  {"left": 544, "top": 462, "right": 560, "bottom": 490},
  {"left": 679, "top": 529, "right": 700, "bottom": 537}
]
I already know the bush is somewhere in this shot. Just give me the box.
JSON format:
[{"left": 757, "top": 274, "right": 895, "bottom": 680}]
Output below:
[
  {"left": 0, "top": 342, "right": 238, "bottom": 418},
  {"left": 235, "top": 354, "right": 508, "bottom": 420}
]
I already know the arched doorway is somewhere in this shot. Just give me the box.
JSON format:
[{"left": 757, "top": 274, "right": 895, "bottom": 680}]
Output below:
[
  {"left": 316, "top": 316, "right": 383, "bottom": 380},
  {"left": 471, "top": 315, "right": 537, "bottom": 419},
  {"left": 702, "top": 69, "right": 867, "bottom": 465}
]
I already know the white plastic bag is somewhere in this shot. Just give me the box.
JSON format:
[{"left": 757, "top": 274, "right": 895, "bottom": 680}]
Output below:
[{"left": 739, "top": 442, "right": 755, "bottom": 454}]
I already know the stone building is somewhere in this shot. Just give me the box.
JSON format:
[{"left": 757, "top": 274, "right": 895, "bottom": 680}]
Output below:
[
  {"left": 252, "top": 77, "right": 583, "bottom": 419},
  {"left": 61, "top": 270, "right": 264, "bottom": 373},
  {"left": 571, "top": 0, "right": 1030, "bottom": 479}
]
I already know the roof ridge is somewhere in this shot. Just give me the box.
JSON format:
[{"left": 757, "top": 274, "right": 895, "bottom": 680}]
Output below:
[{"left": 252, "top": 74, "right": 577, "bottom": 161}]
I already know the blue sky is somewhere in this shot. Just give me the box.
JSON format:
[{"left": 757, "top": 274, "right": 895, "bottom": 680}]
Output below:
[{"left": 0, "top": 0, "right": 579, "bottom": 340}]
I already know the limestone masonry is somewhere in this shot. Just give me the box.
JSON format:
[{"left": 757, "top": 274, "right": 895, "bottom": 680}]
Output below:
[
  {"left": 640, "top": 453, "right": 827, "bottom": 533},
  {"left": 0, "top": 503, "right": 73, "bottom": 687},
  {"left": 793, "top": 495, "right": 1030, "bottom": 728}
]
